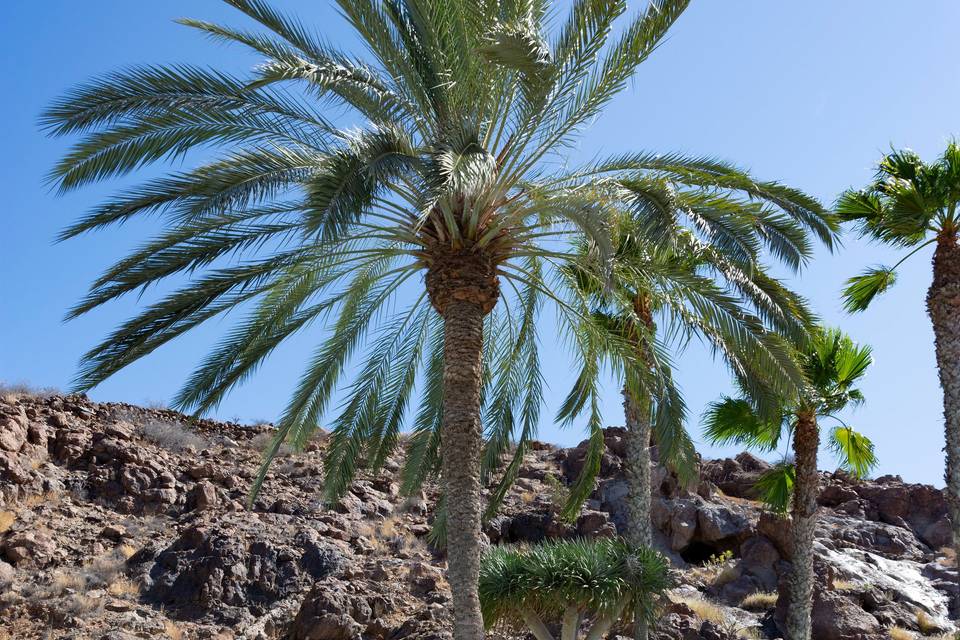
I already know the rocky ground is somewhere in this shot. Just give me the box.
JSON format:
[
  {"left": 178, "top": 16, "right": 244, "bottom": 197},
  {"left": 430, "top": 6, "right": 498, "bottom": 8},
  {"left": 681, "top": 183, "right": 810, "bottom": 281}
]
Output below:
[{"left": 0, "top": 390, "right": 956, "bottom": 640}]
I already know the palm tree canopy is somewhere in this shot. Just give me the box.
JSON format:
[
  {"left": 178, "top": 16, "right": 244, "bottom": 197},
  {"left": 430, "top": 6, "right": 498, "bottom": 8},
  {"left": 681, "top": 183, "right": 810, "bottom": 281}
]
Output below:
[
  {"left": 44, "top": 0, "right": 833, "bottom": 507},
  {"left": 838, "top": 143, "right": 960, "bottom": 312},
  {"left": 703, "top": 327, "right": 878, "bottom": 510},
  {"left": 558, "top": 206, "right": 822, "bottom": 485},
  {"left": 478, "top": 538, "right": 670, "bottom": 629}
]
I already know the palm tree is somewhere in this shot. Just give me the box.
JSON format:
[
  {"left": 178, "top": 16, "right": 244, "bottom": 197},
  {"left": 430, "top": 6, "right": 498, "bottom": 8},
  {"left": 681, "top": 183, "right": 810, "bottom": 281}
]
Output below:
[
  {"left": 478, "top": 538, "right": 670, "bottom": 640},
  {"left": 837, "top": 144, "right": 960, "bottom": 611},
  {"left": 43, "top": 1, "right": 836, "bottom": 636},
  {"left": 561, "top": 209, "right": 826, "bottom": 640},
  {"left": 703, "top": 327, "right": 877, "bottom": 640}
]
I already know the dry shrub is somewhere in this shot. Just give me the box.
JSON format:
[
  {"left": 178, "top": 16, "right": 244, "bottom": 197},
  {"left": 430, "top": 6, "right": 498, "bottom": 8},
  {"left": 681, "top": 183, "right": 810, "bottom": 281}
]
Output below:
[
  {"left": 107, "top": 576, "right": 140, "bottom": 597},
  {"left": 0, "top": 511, "right": 14, "bottom": 533},
  {"left": 0, "top": 382, "right": 60, "bottom": 401},
  {"left": 833, "top": 579, "right": 858, "bottom": 591},
  {"left": 49, "top": 570, "right": 86, "bottom": 596},
  {"left": 23, "top": 491, "right": 60, "bottom": 508},
  {"left": 141, "top": 420, "right": 208, "bottom": 451},
  {"left": 936, "top": 546, "right": 956, "bottom": 567},
  {"left": 164, "top": 619, "right": 184, "bottom": 640},
  {"left": 889, "top": 627, "right": 914, "bottom": 640},
  {"left": 740, "top": 591, "right": 778, "bottom": 611},
  {"left": 916, "top": 610, "right": 938, "bottom": 635},
  {"left": 118, "top": 543, "right": 138, "bottom": 559},
  {"left": 62, "top": 593, "right": 102, "bottom": 619},
  {"left": 674, "top": 595, "right": 727, "bottom": 626}
]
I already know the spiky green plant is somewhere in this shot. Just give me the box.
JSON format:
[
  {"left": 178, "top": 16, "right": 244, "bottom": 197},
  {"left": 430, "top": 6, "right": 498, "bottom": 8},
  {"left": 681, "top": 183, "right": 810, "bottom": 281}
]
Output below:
[
  {"left": 703, "top": 327, "right": 876, "bottom": 640},
  {"left": 837, "top": 143, "right": 960, "bottom": 612},
  {"left": 479, "top": 538, "right": 670, "bottom": 640},
  {"left": 43, "top": 1, "right": 834, "bottom": 635}
]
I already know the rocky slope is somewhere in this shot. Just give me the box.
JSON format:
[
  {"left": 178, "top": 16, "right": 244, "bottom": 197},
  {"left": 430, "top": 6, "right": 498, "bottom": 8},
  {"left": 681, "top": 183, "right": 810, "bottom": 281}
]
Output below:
[{"left": 0, "top": 390, "right": 955, "bottom": 640}]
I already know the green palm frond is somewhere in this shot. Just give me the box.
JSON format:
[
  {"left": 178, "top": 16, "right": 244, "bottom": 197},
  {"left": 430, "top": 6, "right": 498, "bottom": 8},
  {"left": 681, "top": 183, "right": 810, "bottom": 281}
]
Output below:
[
  {"left": 829, "top": 426, "right": 877, "bottom": 479},
  {"left": 754, "top": 463, "right": 795, "bottom": 514}
]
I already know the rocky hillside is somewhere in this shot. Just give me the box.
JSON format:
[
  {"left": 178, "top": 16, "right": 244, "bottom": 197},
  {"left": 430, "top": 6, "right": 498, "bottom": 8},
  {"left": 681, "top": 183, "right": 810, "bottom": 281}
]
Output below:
[{"left": 0, "top": 391, "right": 955, "bottom": 640}]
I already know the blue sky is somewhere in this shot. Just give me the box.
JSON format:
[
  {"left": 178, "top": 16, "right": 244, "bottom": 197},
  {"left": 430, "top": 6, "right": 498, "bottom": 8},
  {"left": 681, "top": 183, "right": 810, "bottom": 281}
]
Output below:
[{"left": 2, "top": 1, "right": 957, "bottom": 486}]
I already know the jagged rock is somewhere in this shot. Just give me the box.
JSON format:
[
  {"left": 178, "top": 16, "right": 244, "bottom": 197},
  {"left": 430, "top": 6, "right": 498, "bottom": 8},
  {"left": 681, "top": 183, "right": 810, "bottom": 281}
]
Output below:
[
  {"left": 137, "top": 518, "right": 346, "bottom": 623},
  {"left": 289, "top": 583, "right": 365, "bottom": 640},
  {"left": 700, "top": 453, "right": 770, "bottom": 499},
  {"left": 1, "top": 530, "right": 56, "bottom": 566}
]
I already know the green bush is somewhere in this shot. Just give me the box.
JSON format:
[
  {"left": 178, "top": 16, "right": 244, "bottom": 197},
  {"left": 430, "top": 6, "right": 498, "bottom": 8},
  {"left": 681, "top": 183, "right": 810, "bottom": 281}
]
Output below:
[{"left": 479, "top": 538, "right": 670, "bottom": 640}]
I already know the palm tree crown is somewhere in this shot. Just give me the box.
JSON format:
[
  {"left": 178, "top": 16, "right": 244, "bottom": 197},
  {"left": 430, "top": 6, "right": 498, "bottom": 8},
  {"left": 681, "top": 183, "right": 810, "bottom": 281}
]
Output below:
[
  {"left": 703, "top": 326, "right": 877, "bottom": 507},
  {"left": 838, "top": 144, "right": 960, "bottom": 311}
]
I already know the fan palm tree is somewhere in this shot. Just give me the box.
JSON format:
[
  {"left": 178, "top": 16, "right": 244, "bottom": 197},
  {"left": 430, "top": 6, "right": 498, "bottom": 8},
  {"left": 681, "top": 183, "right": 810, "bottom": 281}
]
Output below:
[
  {"left": 479, "top": 538, "right": 670, "bottom": 640},
  {"left": 43, "top": 1, "right": 837, "bottom": 636},
  {"left": 703, "top": 327, "right": 877, "bottom": 640},
  {"left": 561, "top": 209, "right": 824, "bottom": 640},
  {"left": 837, "top": 144, "right": 960, "bottom": 610}
]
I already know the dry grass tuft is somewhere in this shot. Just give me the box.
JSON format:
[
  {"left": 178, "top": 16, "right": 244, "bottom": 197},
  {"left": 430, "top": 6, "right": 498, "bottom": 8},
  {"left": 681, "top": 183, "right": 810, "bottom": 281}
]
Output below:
[
  {"left": 674, "top": 595, "right": 727, "bottom": 626},
  {"left": 915, "top": 610, "right": 939, "bottom": 635},
  {"left": 0, "top": 511, "right": 14, "bottom": 533},
  {"left": 833, "top": 579, "right": 858, "bottom": 591},
  {"left": 163, "top": 619, "right": 184, "bottom": 640},
  {"left": 49, "top": 570, "right": 86, "bottom": 595},
  {"left": 888, "top": 627, "right": 914, "bottom": 640},
  {"left": 740, "top": 591, "right": 778, "bottom": 611},
  {"left": 118, "top": 544, "right": 138, "bottom": 560},
  {"left": 63, "top": 593, "right": 103, "bottom": 618},
  {"left": 936, "top": 546, "right": 956, "bottom": 567},
  {"left": 141, "top": 420, "right": 208, "bottom": 452},
  {"left": 0, "top": 382, "right": 60, "bottom": 401},
  {"left": 23, "top": 491, "right": 60, "bottom": 508},
  {"left": 107, "top": 576, "right": 140, "bottom": 597}
]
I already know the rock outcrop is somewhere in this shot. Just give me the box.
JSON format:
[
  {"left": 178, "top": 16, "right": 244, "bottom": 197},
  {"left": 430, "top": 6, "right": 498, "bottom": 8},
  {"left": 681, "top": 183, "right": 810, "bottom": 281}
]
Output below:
[{"left": 0, "top": 391, "right": 954, "bottom": 640}]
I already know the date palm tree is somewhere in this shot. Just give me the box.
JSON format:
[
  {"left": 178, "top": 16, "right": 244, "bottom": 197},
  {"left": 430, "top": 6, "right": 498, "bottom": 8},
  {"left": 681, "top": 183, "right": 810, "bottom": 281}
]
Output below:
[
  {"left": 703, "top": 327, "right": 877, "bottom": 640},
  {"left": 837, "top": 144, "right": 960, "bottom": 610},
  {"left": 561, "top": 207, "right": 826, "bottom": 640},
  {"left": 43, "top": 1, "right": 835, "bottom": 636},
  {"left": 479, "top": 538, "right": 670, "bottom": 640}
]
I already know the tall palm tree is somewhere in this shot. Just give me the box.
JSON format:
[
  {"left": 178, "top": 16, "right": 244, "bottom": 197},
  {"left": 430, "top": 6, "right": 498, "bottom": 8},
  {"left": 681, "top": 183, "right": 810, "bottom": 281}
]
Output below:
[
  {"left": 703, "top": 327, "right": 877, "bottom": 640},
  {"left": 43, "top": 1, "right": 835, "bottom": 636},
  {"left": 837, "top": 144, "right": 960, "bottom": 610},
  {"left": 562, "top": 210, "right": 825, "bottom": 640}
]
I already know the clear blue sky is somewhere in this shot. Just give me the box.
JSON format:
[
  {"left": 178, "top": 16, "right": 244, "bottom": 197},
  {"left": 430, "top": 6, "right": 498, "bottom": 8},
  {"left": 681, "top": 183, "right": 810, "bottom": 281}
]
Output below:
[{"left": 2, "top": 1, "right": 957, "bottom": 486}]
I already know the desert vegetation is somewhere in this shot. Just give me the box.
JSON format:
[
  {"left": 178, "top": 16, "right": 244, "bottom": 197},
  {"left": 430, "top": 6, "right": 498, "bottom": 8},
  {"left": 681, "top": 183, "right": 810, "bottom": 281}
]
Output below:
[{"left": 14, "top": 0, "right": 960, "bottom": 639}]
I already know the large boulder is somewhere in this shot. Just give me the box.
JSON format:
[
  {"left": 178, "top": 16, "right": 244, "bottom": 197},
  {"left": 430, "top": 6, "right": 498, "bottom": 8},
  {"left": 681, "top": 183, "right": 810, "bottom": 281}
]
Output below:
[{"left": 133, "top": 515, "right": 346, "bottom": 624}]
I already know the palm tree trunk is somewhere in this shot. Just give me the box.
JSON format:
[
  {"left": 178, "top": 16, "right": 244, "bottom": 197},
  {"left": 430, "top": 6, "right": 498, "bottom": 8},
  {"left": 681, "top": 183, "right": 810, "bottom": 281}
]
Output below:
[
  {"left": 441, "top": 299, "right": 487, "bottom": 640},
  {"left": 623, "top": 384, "right": 652, "bottom": 640},
  {"left": 623, "top": 384, "right": 653, "bottom": 549},
  {"left": 786, "top": 412, "right": 819, "bottom": 640},
  {"left": 927, "top": 230, "right": 960, "bottom": 615}
]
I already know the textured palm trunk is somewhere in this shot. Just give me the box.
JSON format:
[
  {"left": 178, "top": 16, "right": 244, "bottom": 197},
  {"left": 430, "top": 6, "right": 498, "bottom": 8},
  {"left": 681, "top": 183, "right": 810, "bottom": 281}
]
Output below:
[
  {"left": 623, "top": 385, "right": 653, "bottom": 549},
  {"left": 926, "top": 231, "right": 960, "bottom": 615},
  {"left": 440, "top": 300, "right": 487, "bottom": 640},
  {"left": 623, "top": 384, "right": 652, "bottom": 640},
  {"left": 786, "top": 412, "right": 819, "bottom": 640},
  {"left": 427, "top": 247, "right": 499, "bottom": 640},
  {"left": 625, "top": 302, "right": 655, "bottom": 640}
]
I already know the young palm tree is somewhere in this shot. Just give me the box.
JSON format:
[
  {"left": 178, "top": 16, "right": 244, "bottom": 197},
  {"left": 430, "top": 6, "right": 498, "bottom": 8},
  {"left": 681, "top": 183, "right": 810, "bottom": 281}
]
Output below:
[
  {"left": 703, "top": 327, "right": 877, "bottom": 640},
  {"left": 43, "top": 1, "right": 835, "bottom": 636},
  {"left": 479, "top": 538, "right": 670, "bottom": 640},
  {"left": 561, "top": 210, "right": 824, "bottom": 640},
  {"left": 837, "top": 144, "right": 960, "bottom": 609}
]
